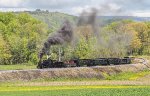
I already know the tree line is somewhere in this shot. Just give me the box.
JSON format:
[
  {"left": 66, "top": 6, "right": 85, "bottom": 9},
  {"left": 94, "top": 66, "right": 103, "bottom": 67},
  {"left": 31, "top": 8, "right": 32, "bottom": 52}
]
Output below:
[{"left": 0, "top": 12, "right": 149, "bottom": 65}]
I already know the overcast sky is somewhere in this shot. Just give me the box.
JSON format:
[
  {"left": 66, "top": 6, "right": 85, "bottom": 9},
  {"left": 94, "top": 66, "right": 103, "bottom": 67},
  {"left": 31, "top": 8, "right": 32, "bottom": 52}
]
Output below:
[{"left": 0, "top": 0, "right": 150, "bottom": 17}]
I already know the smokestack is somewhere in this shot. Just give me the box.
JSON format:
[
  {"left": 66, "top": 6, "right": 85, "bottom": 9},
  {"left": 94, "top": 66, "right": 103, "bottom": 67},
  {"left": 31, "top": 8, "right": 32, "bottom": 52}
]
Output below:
[
  {"left": 38, "top": 20, "right": 73, "bottom": 60},
  {"left": 58, "top": 47, "right": 62, "bottom": 61}
]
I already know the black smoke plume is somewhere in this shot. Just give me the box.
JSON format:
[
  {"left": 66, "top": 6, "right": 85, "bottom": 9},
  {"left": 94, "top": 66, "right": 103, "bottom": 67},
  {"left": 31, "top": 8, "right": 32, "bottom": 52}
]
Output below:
[
  {"left": 77, "top": 8, "right": 98, "bottom": 36},
  {"left": 76, "top": 5, "right": 133, "bottom": 58},
  {"left": 38, "top": 20, "right": 73, "bottom": 60}
]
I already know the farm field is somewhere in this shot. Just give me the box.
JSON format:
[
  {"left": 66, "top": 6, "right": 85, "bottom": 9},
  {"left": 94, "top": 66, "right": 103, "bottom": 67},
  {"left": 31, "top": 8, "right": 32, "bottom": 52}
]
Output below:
[
  {"left": 1, "top": 71, "right": 150, "bottom": 96},
  {"left": 0, "top": 85, "right": 150, "bottom": 96}
]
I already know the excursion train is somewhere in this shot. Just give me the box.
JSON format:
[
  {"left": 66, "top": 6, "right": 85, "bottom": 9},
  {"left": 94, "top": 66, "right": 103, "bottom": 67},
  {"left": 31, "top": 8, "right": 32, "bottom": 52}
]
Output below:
[{"left": 37, "top": 57, "right": 131, "bottom": 69}]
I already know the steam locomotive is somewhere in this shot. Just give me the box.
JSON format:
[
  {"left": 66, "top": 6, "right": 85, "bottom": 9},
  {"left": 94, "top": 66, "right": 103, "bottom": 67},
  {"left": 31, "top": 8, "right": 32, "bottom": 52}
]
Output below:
[{"left": 37, "top": 57, "right": 131, "bottom": 69}]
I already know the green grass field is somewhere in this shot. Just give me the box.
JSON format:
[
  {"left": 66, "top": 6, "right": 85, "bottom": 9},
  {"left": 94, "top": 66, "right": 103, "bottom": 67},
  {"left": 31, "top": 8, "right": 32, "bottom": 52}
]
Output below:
[
  {"left": 0, "top": 85, "right": 150, "bottom": 96},
  {"left": 105, "top": 69, "right": 150, "bottom": 80}
]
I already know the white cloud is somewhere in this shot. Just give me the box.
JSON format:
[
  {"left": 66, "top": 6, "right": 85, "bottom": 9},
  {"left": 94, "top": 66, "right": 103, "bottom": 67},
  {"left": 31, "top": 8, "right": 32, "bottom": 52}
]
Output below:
[
  {"left": 0, "top": 0, "right": 150, "bottom": 17},
  {"left": 133, "top": 11, "right": 150, "bottom": 17},
  {"left": 0, "top": 8, "right": 34, "bottom": 12},
  {"left": 72, "top": 5, "right": 94, "bottom": 15},
  {"left": 0, "top": 0, "right": 23, "bottom": 8},
  {"left": 107, "top": 3, "right": 121, "bottom": 11}
]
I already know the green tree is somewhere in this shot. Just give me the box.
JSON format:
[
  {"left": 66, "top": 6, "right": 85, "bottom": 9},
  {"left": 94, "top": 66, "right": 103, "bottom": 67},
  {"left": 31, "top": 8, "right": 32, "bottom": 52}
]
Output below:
[
  {"left": 0, "top": 12, "right": 48, "bottom": 64},
  {"left": 0, "top": 34, "right": 11, "bottom": 64}
]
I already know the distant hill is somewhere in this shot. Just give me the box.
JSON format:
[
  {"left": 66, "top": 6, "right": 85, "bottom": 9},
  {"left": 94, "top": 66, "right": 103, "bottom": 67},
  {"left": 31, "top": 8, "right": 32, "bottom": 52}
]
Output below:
[
  {"left": 99, "top": 16, "right": 150, "bottom": 22},
  {"left": 97, "top": 16, "right": 150, "bottom": 26},
  {"left": 18, "top": 10, "right": 150, "bottom": 29},
  {"left": 21, "top": 10, "right": 77, "bottom": 33}
]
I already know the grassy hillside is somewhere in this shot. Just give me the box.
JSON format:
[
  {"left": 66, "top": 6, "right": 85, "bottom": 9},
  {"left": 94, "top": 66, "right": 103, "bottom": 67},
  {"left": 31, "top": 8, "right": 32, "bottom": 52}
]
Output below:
[{"left": 27, "top": 11, "right": 77, "bottom": 33}]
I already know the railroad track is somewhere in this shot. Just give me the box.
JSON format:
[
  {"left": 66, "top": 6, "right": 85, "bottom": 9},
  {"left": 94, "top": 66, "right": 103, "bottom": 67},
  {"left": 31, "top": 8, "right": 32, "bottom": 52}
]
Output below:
[
  {"left": 131, "top": 57, "right": 149, "bottom": 68},
  {"left": 0, "top": 58, "right": 149, "bottom": 81}
]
